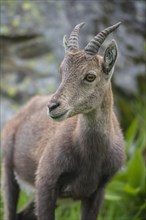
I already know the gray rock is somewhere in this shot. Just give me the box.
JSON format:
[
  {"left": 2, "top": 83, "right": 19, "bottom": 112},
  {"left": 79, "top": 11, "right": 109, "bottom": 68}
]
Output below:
[{"left": 0, "top": 98, "right": 18, "bottom": 129}]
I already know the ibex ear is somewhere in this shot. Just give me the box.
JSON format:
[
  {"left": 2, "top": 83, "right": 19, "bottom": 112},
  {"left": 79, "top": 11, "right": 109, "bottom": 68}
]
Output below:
[
  {"left": 103, "top": 40, "right": 118, "bottom": 78},
  {"left": 63, "top": 35, "right": 68, "bottom": 50}
]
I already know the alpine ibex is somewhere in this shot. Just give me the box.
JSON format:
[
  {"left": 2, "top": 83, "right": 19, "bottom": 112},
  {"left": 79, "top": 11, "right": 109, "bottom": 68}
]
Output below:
[{"left": 2, "top": 22, "right": 125, "bottom": 220}]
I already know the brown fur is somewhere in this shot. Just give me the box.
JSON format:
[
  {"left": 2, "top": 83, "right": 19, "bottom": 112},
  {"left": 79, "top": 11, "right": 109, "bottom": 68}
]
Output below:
[{"left": 2, "top": 41, "right": 124, "bottom": 220}]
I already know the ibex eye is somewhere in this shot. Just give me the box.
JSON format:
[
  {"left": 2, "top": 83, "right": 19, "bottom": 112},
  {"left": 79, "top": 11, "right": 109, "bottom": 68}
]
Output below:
[{"left": 84, "top": 73, "right": 96, "bottom": 82}]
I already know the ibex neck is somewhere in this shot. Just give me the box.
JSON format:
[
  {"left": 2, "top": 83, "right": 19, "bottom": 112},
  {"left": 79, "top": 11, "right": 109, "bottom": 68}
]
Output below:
[
  {"left": 80, "top": 83, "right": 113, "bottom": 131},
  {"left": 76, "top": 83, "right": 114, "bottom": 151}
]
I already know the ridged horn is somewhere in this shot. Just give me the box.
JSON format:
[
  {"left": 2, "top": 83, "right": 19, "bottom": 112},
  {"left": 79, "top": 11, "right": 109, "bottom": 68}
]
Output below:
[
  {"left": 85, "top": 22, "right": 121, "bottom": 55},
  {"left": 68, "top": 22, "right": 85, "bottom": 50}
]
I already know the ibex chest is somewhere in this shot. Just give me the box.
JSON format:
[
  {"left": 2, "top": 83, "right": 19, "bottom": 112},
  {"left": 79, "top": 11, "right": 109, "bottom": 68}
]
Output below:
[
  {"left": 59, "top": 131, "right": 113, "bottom": 200},
  {"left": 60, "top": 153, "right": 103, "bottom": 200}
]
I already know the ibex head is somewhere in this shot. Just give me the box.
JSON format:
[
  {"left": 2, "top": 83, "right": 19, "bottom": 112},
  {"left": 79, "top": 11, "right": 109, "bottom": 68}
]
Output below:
[{"left": 48, "top": 22, "right": 121, "bottom": 121}]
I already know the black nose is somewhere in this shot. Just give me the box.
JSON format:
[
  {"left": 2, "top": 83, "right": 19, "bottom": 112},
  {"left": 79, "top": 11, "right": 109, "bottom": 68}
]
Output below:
[{"left": 48, "top": 102, "right": 60, "bottom": 112}]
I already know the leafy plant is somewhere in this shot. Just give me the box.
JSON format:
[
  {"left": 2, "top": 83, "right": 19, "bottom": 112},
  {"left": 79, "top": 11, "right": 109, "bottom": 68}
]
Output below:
[{"left": 100, "top": 117, "right": 146, "bottom": 220}]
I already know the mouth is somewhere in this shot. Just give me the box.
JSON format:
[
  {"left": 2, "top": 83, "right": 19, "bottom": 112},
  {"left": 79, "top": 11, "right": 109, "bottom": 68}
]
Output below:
[{"left": 49, "top": 110, "right": 68, "bottom": 121}]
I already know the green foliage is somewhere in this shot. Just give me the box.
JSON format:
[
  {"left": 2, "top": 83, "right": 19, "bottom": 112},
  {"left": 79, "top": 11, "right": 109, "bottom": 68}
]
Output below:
[
  {"left": 17, "top": 192, "right": 32, "bottom": 212},
  {"left": 100, "top": 116, "right": 146, "bottom": 220},
  {"left": 56, "top": 201, "right": 80, "bottom": 220}
]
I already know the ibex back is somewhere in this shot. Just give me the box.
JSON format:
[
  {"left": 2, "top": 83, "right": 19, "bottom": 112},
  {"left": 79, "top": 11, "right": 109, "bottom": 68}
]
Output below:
[{"left": 2, "top": 22, "right": 125, "bottom": 220}]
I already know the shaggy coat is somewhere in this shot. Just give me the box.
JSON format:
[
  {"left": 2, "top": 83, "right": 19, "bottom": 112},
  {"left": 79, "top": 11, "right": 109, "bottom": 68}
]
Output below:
[{"left": 2, "top": 22, "right": 125, "bottom": 220}]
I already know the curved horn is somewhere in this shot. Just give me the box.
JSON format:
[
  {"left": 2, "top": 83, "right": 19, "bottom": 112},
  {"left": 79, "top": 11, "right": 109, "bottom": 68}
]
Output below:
[
  {"left": 85, "top": 22, "right": 121, "bottom": 55},
  {"left": 68, "top": 22, "right": 85, "bottom": 51}
]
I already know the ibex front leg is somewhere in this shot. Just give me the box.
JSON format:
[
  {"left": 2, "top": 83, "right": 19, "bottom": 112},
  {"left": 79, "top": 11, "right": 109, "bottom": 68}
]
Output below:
[
  {"left": 35, "top": 151, "right": 62, "bottom": 220},
  {"left": 81, "top": 188, "right": 104, "bottom": 220},
  {"left": 36, "top": 183, "right": 57, "bottom": 220}
]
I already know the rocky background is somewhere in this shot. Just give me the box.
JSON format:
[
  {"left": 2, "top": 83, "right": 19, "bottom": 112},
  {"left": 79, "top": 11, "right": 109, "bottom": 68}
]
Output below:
[{"left": 0, "top": 0, "right": 145, "bottom": 130}]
